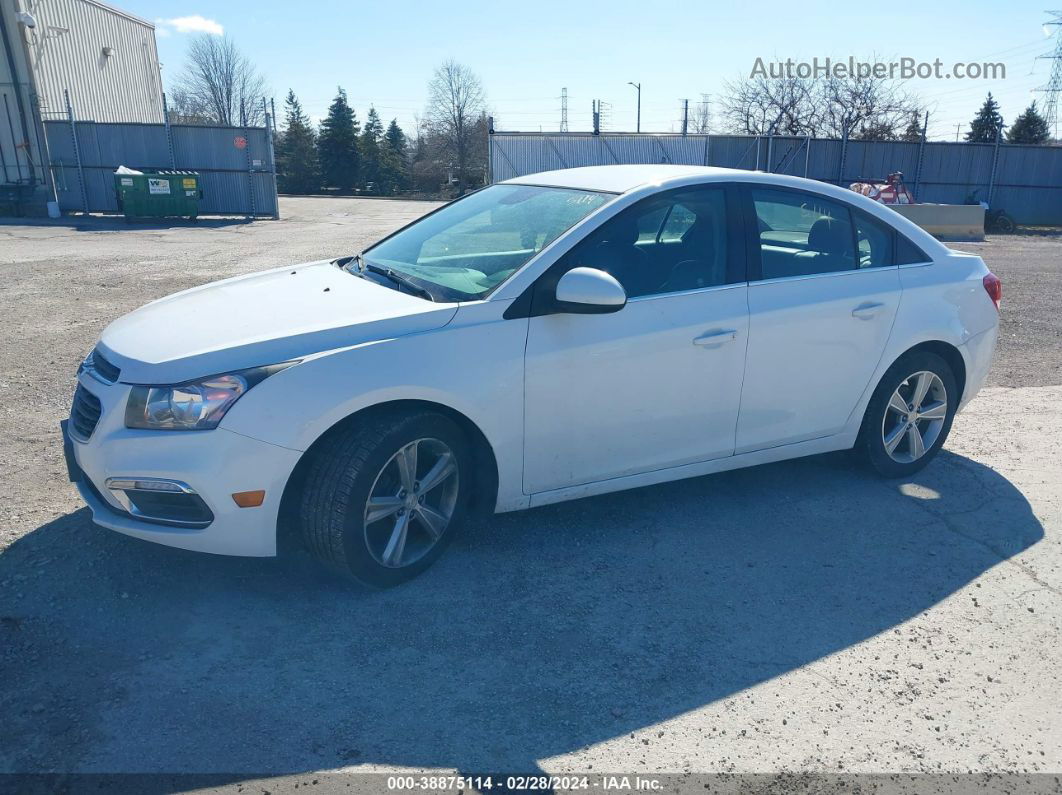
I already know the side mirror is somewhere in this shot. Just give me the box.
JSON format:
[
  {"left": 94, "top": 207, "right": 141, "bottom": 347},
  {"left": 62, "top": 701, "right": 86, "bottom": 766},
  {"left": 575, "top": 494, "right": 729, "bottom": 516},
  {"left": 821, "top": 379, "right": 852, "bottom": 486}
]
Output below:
[{"left": 553, "top": 267, "right": 627, "bottom": 314}]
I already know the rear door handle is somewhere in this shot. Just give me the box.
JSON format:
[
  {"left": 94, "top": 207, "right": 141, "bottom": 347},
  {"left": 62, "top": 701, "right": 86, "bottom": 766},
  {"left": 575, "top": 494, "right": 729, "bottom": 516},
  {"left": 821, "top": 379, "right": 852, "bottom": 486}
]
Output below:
[
  {"left": 693, "top": 329, "right": 737, "bottom": 348},
  {"left": 851, "top": 301, "right": 885, "bottom": 320}
]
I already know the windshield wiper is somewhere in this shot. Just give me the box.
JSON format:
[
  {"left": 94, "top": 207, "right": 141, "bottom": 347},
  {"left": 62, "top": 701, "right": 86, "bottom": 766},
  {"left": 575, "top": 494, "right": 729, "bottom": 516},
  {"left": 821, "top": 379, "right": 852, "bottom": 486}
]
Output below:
[
  {"left": 363, "top": 261, "right": 436, "bottom": 302},
  {"left": 337, "top": 254, "right": 436, "bottom": 302}
]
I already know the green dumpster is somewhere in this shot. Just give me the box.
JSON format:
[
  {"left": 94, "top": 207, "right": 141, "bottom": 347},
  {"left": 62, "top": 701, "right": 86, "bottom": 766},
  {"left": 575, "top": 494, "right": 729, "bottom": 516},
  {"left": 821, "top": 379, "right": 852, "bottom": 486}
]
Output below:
[{"left": 114, "top": 171, "right": 201, "bottom": 220}]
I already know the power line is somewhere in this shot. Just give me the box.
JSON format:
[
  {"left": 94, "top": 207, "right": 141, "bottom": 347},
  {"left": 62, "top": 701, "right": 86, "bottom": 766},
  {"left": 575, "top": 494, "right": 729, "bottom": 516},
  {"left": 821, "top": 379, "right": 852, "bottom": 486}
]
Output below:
[
  {"left": 560, "top": 87, "right": 568, "bottom": 132},
  {"left": 1035, "top": 11, "right": 1062, "bottom": 138}
]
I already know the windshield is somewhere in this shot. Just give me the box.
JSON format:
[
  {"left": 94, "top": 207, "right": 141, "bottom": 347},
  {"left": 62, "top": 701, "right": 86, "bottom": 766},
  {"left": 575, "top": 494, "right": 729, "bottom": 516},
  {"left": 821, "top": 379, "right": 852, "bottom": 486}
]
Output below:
[{"left": 356, "top": 184, "right": 612, "bottom": 301}]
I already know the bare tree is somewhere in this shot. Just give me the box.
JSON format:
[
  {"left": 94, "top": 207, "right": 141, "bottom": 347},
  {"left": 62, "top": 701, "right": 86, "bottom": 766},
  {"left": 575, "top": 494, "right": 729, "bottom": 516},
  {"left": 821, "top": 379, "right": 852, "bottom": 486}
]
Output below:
[
  {"left": 689, "top": 94, "right": 712, "bottom": 134},
  {"left": 172, "top": 35, "right": 267, "bottom": 127},
  {"left": 719, "top": 74, "right": 819, "bottom": 136},
  {"left": 425, "top": 60, "right": 486, "bottom": 191},
  {"left": 166, "top": 86, "right": 211, "bottom": 125},
  {"left": 817, "top": 75, "right": 921, "bottom": 140},
  {"left": 719, "top": 67, "right": 921, "bottom": 140}
]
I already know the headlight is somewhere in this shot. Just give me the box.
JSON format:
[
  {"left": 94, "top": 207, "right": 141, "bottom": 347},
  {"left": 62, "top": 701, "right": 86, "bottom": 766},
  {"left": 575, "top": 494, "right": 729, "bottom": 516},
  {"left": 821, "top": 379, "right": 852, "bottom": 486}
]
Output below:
[{"left": 125, "top": 363, "right": 294, "bottom": 431}]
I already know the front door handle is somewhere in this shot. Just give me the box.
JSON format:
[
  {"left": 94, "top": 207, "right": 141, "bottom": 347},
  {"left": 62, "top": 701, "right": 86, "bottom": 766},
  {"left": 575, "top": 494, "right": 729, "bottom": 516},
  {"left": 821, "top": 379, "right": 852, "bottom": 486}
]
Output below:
[
  {"left": 693, "top": 329, "right": 737, "bottom": 348},
  {"left": 851, "top": 301, "right": 885, "bottom": 320}
]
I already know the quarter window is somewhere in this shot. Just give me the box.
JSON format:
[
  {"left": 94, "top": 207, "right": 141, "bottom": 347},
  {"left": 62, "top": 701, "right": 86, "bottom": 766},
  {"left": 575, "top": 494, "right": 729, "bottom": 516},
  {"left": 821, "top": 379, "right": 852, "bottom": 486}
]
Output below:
[
  {"left": 751, "top": 189, "right": 857, "bottom": 279},
  {"left": 896, "top": 235, "right": 930, "bottom": 265},
  {"left": 560, "top": 187, "right": 730, "bottom": 298}
]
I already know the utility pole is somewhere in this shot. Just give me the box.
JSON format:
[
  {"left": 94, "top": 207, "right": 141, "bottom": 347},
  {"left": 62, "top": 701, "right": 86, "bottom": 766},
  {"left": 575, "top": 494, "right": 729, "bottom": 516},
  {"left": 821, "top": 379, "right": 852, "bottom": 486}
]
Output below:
[
  {"left": 628, "top": 81, "right": 641, "bottom": 133},
  {"left": 1036, "top": 11, "right": 1062, "bottom": 139},
  {"left": 955, "top": 123, "right": 961, "bottom": 142},
  {"left": 560, "top": 87, "right": 568, "bottom": 132},
  {"left": 681, "top": 98, "right": 689, "bottom": 136},
  {"left": 592, "top": 100, "right": 600, "bottom": 135},
  {"left": 913, "top": 111, "right": 930, "bottom": 198},
  {"left": 598, "top": 101, "right": 613, "bottom": 131}
]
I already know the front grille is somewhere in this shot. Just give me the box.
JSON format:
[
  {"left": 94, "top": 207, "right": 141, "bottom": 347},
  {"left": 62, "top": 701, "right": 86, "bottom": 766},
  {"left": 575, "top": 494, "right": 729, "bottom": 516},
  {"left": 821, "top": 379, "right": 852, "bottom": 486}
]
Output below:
[
  {"left": 70, "top": 385, "right": 103, "bottom": 440},
  {"left": 89, "top": 349, "right": 121, "bottom": 383}
]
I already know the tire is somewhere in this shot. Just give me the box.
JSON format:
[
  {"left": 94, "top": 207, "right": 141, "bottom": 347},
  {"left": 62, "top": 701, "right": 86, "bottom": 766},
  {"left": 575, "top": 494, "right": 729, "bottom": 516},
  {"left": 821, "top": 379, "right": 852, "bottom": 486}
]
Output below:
[
  {"left": 990, "top": 213, "right": 1016, "bottom": 234},
  {"left": 854, "top": 351, "right": 958, "bottom": 478},
  {"left": 299, "top": 411, "right": 471, "bottom": 587}
]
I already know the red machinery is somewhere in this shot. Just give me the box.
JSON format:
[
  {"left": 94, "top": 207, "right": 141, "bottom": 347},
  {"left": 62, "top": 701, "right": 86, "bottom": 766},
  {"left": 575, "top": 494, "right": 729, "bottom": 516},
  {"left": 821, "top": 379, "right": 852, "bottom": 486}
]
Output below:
[{"left": 849, "top": 171, "right": 915, "bottom": 205}]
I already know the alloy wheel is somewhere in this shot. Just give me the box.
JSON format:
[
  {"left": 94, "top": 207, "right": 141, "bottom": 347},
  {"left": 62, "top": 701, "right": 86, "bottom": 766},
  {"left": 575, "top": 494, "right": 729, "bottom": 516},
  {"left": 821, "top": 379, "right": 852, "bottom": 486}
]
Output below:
[
  {"left": 363, "top": 437, "right": 460, "bottom": 568},
  {"left": 881, "top": 371, "right": 948, "bottom": 464}
]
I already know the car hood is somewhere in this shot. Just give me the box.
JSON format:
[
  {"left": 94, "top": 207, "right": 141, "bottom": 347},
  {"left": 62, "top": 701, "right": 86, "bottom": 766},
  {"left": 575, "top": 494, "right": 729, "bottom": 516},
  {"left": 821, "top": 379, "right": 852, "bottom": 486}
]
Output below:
[{"left": 98, "top": 260, "right": 458, "bottom": 384}]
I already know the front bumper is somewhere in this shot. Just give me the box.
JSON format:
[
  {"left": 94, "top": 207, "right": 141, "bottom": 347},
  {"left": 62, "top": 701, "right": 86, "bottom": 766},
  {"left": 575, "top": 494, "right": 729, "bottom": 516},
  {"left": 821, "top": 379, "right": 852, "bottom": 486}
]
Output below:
[{"left": 63, "top": 374, "right": 302, "bottom": 557}]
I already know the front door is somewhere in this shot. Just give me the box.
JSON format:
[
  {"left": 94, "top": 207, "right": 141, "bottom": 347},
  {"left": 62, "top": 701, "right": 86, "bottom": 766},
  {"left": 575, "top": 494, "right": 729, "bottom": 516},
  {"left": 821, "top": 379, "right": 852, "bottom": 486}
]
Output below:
[{"left": 522, "top": 184, "right": 750, "bottom": 494}]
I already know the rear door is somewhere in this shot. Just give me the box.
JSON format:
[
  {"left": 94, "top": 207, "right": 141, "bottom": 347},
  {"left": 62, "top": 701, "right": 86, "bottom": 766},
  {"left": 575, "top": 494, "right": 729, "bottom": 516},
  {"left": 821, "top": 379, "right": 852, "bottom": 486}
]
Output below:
[{"left": 735, "top": 186, "right": 901, "bottom": 452}]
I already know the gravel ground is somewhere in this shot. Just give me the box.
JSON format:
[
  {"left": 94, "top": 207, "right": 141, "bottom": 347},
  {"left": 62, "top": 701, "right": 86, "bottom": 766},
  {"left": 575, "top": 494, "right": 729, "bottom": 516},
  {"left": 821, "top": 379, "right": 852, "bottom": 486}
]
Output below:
[
  {"left": 0, "top": 199, "right": 1059, "bottom": 784},
  {"left": 952, "top": 233, "right": 1062, "bottom": 387}
]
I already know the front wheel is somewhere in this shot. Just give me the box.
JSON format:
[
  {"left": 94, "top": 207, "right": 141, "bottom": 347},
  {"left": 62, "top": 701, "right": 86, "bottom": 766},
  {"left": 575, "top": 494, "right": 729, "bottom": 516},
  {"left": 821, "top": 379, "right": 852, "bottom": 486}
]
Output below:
[
  {"left": 299, "top": 412, "right": 470, "bottom": 587},
  {"left": 854, "top": 351, "right": 958, "bottom": 478}
]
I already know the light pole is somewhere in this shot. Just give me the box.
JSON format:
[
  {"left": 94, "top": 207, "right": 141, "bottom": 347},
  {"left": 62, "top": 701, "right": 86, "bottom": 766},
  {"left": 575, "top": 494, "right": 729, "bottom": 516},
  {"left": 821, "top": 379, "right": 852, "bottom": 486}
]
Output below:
[{"left": 628, "top": 81, "right": 641, "bottom": 133}]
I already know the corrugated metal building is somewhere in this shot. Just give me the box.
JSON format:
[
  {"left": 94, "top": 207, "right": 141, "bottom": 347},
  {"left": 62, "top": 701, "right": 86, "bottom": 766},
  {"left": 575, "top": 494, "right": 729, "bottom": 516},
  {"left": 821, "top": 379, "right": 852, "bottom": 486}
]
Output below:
[
  {"left": 1, "top": 0, "right": 48, "bottom": 191},
  {"left": 17, "top": 0, "right": 163, "bottom": 122},
  {"left": 1, "top": 0, "right": 163, "bottom": 213}
]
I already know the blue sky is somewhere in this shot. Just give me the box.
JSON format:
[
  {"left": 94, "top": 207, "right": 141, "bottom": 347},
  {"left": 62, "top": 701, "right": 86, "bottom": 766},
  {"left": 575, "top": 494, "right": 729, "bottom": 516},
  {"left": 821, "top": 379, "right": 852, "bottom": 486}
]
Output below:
[{"left": 122, "top": 0, "right": 1059, "bottom": 141}]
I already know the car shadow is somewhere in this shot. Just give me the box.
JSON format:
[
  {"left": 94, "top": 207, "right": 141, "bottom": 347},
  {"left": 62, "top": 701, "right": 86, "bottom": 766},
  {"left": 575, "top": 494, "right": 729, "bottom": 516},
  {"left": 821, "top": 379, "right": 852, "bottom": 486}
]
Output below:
[{"left": 0, "top": 450, "right": 1043, "bottom": 779}]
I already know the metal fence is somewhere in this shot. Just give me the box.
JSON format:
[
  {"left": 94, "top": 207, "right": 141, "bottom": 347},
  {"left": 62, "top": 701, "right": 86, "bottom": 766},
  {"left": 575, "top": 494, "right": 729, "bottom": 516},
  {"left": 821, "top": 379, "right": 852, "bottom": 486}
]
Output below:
[
  {"left": 43, "top": 110, "right": 279, "bottom": 218},
  {"left": 489, "top": 132, "right": 1062, "bottom": 226}
]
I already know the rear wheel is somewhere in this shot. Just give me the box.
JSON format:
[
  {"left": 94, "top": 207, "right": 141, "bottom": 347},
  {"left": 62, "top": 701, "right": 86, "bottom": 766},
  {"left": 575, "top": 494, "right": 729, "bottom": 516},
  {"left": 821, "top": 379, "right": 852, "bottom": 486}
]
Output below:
[
  {"left": 855, "top": 351, "right": 958, "bottom": 478},
  {"left": 299, "top": 411, "right": 470, "bottom": 587}
]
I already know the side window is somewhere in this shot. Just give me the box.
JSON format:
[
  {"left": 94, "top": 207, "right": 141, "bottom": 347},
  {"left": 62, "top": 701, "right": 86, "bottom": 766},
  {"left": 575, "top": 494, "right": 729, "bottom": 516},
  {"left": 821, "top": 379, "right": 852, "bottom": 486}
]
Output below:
[
  {"left": 855, "top": 213, "right": 894, "bottom": 268},
  {"left": 635, "top": 205, "right": 668, "bottom": 243},
  {"left": 896, "top": 235, "right": 930, "bottom": 265},
  {"left": 562, "top": 187, "right": 729, "bottom": 298},
  {"left": 751, "top": 189, "right": 856, "bottom": 279},
  {"left": 659, "top": 203, "right": 697, "bottom": 242}
]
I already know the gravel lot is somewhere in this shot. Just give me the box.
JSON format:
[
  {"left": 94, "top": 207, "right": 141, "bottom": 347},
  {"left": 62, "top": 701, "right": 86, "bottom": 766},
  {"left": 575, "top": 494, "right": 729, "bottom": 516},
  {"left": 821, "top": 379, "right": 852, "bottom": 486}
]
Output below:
[{"left": 0, "top": 199, "right": 1059, "bottom": 784}]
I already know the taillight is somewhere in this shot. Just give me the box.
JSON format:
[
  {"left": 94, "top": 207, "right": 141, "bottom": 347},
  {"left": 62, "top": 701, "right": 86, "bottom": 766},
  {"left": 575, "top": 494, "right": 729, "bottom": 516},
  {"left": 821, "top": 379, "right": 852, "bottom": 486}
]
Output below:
[{"left": 983, "top": 272, "right": 1002, "bottom": 311}]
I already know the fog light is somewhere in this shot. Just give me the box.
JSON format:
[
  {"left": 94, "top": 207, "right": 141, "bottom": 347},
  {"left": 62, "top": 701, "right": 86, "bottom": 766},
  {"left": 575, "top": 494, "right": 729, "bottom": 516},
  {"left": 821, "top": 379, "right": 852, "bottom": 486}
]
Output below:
[
  {"left": 231, "top": 490, "right": 265, "bottom": 508},
  {"left": 107, "top": 478, "right": 185, "bottom": 492},
  {"left": 103, "top": 477, "right": 213, "bottom": 527}
]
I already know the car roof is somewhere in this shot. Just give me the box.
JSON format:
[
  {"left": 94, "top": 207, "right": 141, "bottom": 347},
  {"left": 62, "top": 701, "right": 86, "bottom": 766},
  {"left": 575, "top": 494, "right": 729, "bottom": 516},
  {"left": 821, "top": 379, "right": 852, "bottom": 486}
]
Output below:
[
  {"left": 503, "top": 164, "right": 744, "bottom": 193},
  {"left": 499, "top": 164, "right": 950, "bottom": 258}
]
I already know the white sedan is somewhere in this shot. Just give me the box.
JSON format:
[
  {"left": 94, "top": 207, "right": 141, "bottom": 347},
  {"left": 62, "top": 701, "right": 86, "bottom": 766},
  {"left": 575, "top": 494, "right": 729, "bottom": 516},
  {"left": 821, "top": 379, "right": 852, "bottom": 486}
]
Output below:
[{"left": 64, "top": 165, "right": 1001, "bottom": 586}]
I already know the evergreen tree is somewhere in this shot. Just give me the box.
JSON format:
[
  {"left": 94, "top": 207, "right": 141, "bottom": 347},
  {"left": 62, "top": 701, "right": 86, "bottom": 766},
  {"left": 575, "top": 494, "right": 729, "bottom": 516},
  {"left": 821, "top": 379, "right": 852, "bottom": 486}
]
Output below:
[
  {"left": 378, "top": 118, "right": 409, "bottom": 194},
  {"left": 359, "top": 106, "right": 384, "bottom": 192},
  {"left": 901, "top": 112, "right": 923, "bottom": 143},
  {"left": 966, "top": 93, "right": 1004, "bottom": 143},
  {"left": 384, "top": 118, "right": 406, "bottom": 153},
  {"left": 317, "top": 87, "right": 359, "bottom": 191},
  {"left": 1006, "top": 101, "right": 1051, "bottom": 145},
  {"left": 275, "top": 90, "right": 320, "bottom": 194}
]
